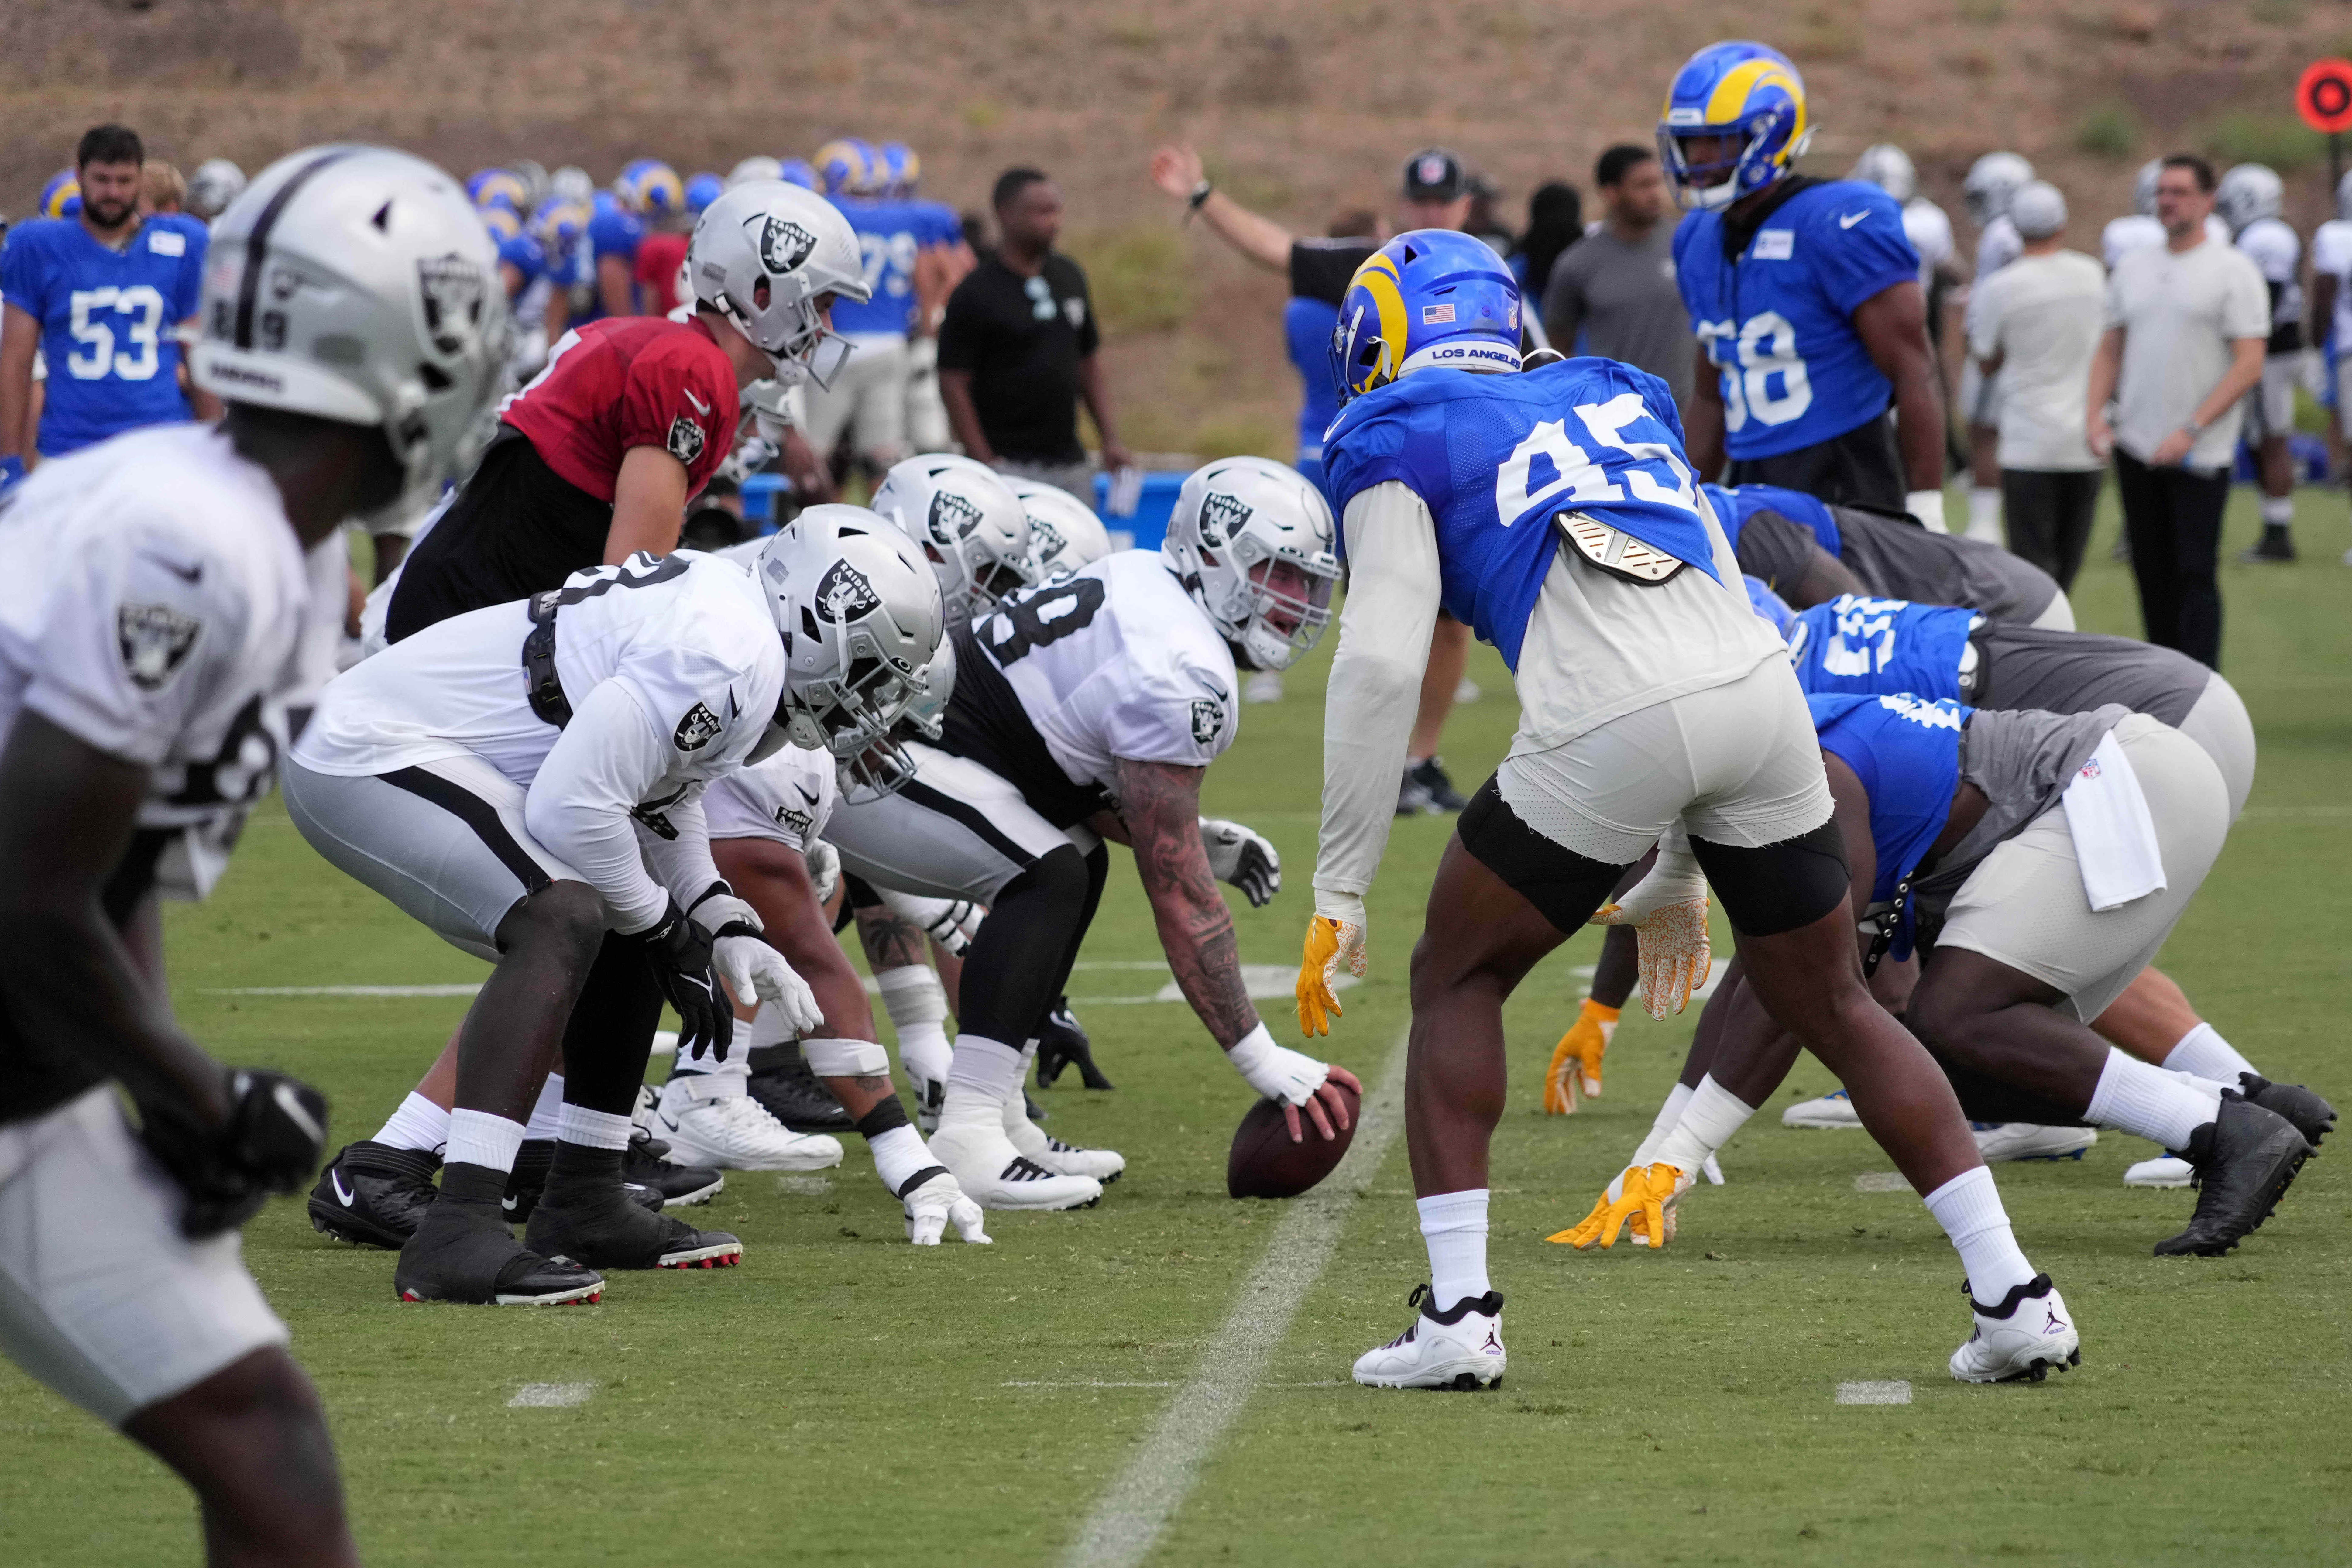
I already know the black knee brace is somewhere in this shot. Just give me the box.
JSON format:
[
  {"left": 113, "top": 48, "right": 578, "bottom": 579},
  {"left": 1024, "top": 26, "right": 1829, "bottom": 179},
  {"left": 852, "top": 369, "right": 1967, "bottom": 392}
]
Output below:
[
  {"left": 1456, "top": 776, "right": 1633, "bottom": 934},
  {"left": 1692, "top": 816, "right": 1849, "bottom": 937},
  {"left": 558, "top": 932, "right": 668, "bottom": 1116},
  {"left": 956, "top": 842, "right": 1092, "bottom": 1045}
]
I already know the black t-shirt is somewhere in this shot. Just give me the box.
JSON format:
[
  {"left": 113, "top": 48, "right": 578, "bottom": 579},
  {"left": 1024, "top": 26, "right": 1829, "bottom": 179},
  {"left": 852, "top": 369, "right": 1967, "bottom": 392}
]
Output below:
[
  {"left": 386, "top": 429, "right": 613, "bottom": 643},
  {"left": 1289, "top": 238, "right": 1378, "bottom": 306},
  {"left": 936, "top": 253, "right": 1101, "bottom": 465}
]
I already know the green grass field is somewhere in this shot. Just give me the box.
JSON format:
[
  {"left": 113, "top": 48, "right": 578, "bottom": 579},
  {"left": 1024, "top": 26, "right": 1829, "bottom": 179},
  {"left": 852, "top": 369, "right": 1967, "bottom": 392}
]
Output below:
[{"left": 3, "top": 488, "right": 2348, "bottom": 1566}]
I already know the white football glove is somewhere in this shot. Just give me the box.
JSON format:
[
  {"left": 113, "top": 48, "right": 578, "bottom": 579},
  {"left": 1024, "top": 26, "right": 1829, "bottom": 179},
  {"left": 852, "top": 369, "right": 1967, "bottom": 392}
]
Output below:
[
  {"left": 805, "top": 838, "right": 842, "bottom": 908},
  {"left": 712, "top": 936, "right": 825, "bottom": 1039},
  {"left": 1200, "top": 817, "right": 1281, "bottom": 908},
  {"left": 1226, "top": 1022, "right": 1331, "bottom": 1107},
  {"left": 901, "top": 1168, "right": 990, "bottom": 1246},
  {"left": 878, "top": 887, "right": 985, "bottom": 957}
]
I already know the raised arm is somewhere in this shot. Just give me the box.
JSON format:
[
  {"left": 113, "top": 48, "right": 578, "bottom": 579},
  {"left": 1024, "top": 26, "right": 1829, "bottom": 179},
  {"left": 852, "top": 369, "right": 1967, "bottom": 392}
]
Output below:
[{"left": 1149, "top": 145, "right": 1296, "bottom": 273}]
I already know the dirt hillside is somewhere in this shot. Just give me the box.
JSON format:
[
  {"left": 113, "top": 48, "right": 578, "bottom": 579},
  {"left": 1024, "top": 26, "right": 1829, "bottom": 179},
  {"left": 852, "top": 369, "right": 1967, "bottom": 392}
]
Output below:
[{"left": 5, "top": 0, "right": 2345, "bottom": 455}]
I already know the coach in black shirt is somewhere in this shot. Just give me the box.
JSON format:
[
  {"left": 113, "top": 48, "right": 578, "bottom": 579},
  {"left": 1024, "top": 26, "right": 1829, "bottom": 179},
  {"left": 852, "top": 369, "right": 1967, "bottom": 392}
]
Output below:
[{"left": 938, "top": 168, "right": 1133, "bottom": 496}]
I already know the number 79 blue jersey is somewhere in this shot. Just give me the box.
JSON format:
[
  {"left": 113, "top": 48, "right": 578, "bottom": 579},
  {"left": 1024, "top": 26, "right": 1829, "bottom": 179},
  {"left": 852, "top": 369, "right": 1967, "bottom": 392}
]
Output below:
[
  {"left": 1672, "top": 180, "right": 1917, "bottom": 460},
  {"left": 1320, "top": 357, "right": 1726, "bottom": 670},
  {"left": 1, "top": 216, "right": 207, "bottom": 457}
]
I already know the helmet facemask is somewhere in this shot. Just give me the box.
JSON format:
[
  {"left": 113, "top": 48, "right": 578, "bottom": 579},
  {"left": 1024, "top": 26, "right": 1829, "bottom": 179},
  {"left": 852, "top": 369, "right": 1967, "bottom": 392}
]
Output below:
[{"left": 1222, "top": 546, "right": 1337, "bottom": 672}]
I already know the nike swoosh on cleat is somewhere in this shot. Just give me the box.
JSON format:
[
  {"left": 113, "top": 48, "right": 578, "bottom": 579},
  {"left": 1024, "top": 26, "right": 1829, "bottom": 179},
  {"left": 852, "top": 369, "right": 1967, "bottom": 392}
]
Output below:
[
  {"left": 331, "top": 1171, "right": 355, "bottom": 1206},
  {"left": 1839, "top": 210, "right": 1869, "bottom": 228}
]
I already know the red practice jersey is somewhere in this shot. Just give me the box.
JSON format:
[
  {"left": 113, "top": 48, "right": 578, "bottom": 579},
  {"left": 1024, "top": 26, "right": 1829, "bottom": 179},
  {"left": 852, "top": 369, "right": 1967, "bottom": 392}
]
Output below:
[
  {"left": 498, "top": 315, "right": 738, "bottom": 501},
  {"left": 635, "top": 233, "right": 690, "bottom": 315}
]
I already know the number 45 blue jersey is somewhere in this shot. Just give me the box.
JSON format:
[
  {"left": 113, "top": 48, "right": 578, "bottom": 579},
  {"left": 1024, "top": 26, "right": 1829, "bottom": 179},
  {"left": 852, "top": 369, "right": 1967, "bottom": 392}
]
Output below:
[
  {"left": 1320, "top": 357, "right": 1728, "bottom": 670},
  {"left": 1, "top": 215, "right": 207, "bottom": 457},
  {"left": 1673, "top": 180, "right": 1918, "bottom": 460}
]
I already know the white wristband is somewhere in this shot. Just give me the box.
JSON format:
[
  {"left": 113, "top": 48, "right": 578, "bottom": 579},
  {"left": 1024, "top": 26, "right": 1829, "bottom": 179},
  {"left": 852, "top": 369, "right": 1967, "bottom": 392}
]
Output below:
[
  {"left": 1226, "top": 1022, "right": 1331, "bottom": 1106},
  {"left": 1905, "top": 489, "right": 1948, "bottom": 534}
]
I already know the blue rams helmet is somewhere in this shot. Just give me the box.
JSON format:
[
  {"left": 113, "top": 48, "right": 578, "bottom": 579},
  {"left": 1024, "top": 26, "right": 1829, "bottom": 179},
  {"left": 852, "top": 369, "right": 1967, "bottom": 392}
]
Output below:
[
  {"left": 1657, "top": 41, "right": 1812, "bottom": 212},
  {"left": 532, "top": 195, "right": 590, "bottom": 254},
  {"left": 1329, "top": 229, "right": 1523, "bottom": 406},
  {"left": 812, "top": 140, "right": 872, "bottom": 198},
  {"left": 479, "top": 204, "right": 523, "bottom": 243},
  {"left": 684, "top": 172, "right": 724, "bottom": 216},
  {"left": 466, "top": 167, "right": 530, "bottom": 214},
  {"left": 38, "top": 170, "right": 81, "bottom": 218},
  {"left": 616, "top": 158, "right": 684, "bottom": 216},
  {"left": 778, "top": 157, "right": 818, "bottom": 191},
  {"left": 879, "top": 141, "right": 921, "bottom": 197}
]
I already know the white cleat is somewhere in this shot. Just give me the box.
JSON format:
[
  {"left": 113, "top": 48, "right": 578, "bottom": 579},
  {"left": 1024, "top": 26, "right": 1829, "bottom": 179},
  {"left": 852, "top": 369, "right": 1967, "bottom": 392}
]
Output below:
[
  {"left": 2124, "top": 1155, "right": 2194, "bottom": 1188},
  {"left": 930, "top": 1117, "right": 1104, "bottom": 1211},
  {"left": 1783, "top": 1089, "right": 1863, "bottom": 1129},
  {"left": 1950, "top": 1273, "right": 2081, "bottom": 1384},
  {"left": 1971, "top": 1122, "right": 2097, "bottom": 1162},
  {"left": 653, "top": 1087, "right": 844, "bottom": 1172},
  {"left": 1002, "top": 1096, "right": 1125, "bottom": 1182},
  {"left": 1353, "top": 1284, "right": 1507, "bottom": 1391}
]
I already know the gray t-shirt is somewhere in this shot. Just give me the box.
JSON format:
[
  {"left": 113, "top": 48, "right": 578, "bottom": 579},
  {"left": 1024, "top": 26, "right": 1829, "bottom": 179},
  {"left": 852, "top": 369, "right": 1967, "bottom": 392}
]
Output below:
[
  {"left": 1832, "top": 506, "right": 2058, "bottom": 625},
  {"left": 1912, "top": 703, "right": 2128, "bottom": 942},
  {"left": 1543, "top": 224, "right": 1695, "bottom": 415},
  {"left": 2104, "top": 236, "right": 2270, "bottom": 472},
  {"left": 1977, "top": 624, "right": 2209, "bottom": 726}
]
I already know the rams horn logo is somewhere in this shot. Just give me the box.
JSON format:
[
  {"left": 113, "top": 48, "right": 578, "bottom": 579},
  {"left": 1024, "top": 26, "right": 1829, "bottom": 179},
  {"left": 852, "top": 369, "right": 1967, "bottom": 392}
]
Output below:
[
  {"left": 415, "top": 254, "right": 486, "bottom": 353},
  {"left": 1200, "top": 492, "right": 1252, "bottom": 548},
  {"left": 754, "top": 215, "right": 817, "bottom": 273},
  {"left": 928, "top": 491, "right": 983, "bottom": 543},
  {"left": 814, "top": 560, "right": 881, "bottom": 623}
]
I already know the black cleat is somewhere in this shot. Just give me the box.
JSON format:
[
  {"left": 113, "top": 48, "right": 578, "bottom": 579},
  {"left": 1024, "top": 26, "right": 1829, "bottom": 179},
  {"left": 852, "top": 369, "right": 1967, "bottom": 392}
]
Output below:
[
  {"left": 505, "top": 1139, "right": 667, "bottom": 1222},
  {"left": 2236, "top": 527, "right": 2296, "bottom": 564},
  {"left": 308, "top": 1141, "right": 440, "bottom": 1249},
  {"left": 2238, "top": 1073, "right": 2336, "bottom": 1149},
  {"left": 622, "top": 1127, "right": 724, "bottom": 1207},
  {"left": 525, "top": 1181, "right": 742, "bottom": 1270},
  {"left": 1036, "top": 999, "right": 1114, "bottom": 1090},
  {"left": 1408, "top": 756, "right": 1469, "bottom": 813},
  {"left": 395, "top": 1201, "right": 602, "bottom": 1306},
  {"left": 743, "top": 1048, "right": 854, "bottom": 1132},
  {"left": 2153, "top": 1095, "right": 2313, "bottom": 1257}
]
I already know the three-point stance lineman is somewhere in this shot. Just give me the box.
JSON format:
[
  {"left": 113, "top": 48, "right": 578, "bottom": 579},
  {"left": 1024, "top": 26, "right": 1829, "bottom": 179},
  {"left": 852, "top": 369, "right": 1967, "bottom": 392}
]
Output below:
[
  {"left": 0, "top": 145, "right": 510, "bottom": 1567},
  {"left": 1296, "top": 231, "right": 2073, "bottom": 1389}
]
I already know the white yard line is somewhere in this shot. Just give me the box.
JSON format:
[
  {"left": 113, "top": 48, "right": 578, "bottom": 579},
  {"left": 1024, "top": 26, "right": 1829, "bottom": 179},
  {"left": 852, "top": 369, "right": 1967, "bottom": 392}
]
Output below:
[
  {"left": 507, "top": 1381, "right": 596, "bottom": 1408},
  {"left": 1835, "top": 1380, "right": 1912, "bottom": 1405},
  {"left": 1062, "top": 1025, "right": 1411, "bottom": 1568}
]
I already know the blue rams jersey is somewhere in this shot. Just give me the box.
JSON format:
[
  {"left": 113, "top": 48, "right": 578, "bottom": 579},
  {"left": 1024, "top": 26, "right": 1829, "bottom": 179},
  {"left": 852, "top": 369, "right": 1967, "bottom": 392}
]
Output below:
[
  {"left": 908, "top": 198, "right": 962, "bottom": 249},
  {"left": 1321, "top": 357, "right": 1725, "bottom": 670},
  {"left": 0, "top": 216, "right": 205, "bottom": 456},
  {"left": 497, "top": 232, "right": 547, "bottom": 293},
  {"left": 1808, "top": 692, "right": 1964, "bottom": 947},
  {"left": 829, "top": 197, "right": 925, "bottom": 336},
  {"left": 1673, "top": 180, "right": 1918, "bottom": 459},
  {"left": 1787, "top": 594, "right": 1975, "bottom": 701},
  {"left": 1285, "top": 296, "right": 1341, "bottom": 460},
  {"left": 1701, "top": 481, "right": 1841, "bottom": 554}
]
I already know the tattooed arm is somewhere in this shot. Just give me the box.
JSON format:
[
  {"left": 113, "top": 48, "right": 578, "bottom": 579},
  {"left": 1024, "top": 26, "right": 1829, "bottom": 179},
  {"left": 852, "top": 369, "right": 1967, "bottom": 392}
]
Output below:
[{"left": 1114, "top": 756, "right": 1259, "bottom": 1048}]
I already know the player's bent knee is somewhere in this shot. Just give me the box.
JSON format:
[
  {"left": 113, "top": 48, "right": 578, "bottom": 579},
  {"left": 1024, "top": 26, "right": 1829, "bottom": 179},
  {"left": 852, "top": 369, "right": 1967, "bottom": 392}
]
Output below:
[
  {"left": 1691, "top": 818, "right": 1849, "bottom": 937},
  {"left": 494, "top": 879, "right": 606, "bottom": 966},
  {"left": 999, "top": 842, "right": 1090, "bottom": 920}
]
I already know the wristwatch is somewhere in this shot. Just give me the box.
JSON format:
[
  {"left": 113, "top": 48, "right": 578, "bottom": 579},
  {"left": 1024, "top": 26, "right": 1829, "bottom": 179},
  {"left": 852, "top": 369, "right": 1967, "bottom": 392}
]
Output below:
[
  {"left": 2181, "top": 417, "right": 2206, "bottom": 440},
  {"left": 1187, "top": 179, "right": 1214, "bottom": 210}
]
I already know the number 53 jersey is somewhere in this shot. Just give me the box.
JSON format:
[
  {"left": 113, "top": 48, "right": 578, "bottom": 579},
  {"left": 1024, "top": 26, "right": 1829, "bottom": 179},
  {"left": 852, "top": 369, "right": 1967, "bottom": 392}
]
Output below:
[
  {"left": 1672, "top": 179, "right": 1919, "bottom": 460},
  {"left": 942, "top": 550, "right": 1239, "bottom": 828}
]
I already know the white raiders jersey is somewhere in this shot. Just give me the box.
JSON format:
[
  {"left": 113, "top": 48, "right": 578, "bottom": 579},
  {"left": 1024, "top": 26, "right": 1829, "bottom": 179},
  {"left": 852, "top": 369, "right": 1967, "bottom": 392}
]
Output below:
[
  {"left": 952, "top": 549, "right": 1238, "bottom": 818},
  {"left": 2311, "top": 218, "right": 2352, "bottom": 351},
  {"left": 2235, "top": 216, "right": 2303, "bottom": 344},
  {"left": 0, "top": 424, "right": 315, "bottom": 898},
  {"left": 702, "top": 739, "right": 837, "bottom": 853},
  {"left": 293, "top": 550, "right": 785, "bottom": 803},
  {"left": 1902, "top": 197, "right": 1954, "bottom": 290},
  {"left": 1974, "top": 215, "right": 2022, "bottom": 281}
]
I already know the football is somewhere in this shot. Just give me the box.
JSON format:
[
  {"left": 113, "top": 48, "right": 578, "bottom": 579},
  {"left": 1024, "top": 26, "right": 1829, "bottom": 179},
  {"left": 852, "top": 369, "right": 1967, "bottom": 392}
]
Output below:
[{"left": 1226, "top": 1083, "right": 1361, "bottom": 1199}]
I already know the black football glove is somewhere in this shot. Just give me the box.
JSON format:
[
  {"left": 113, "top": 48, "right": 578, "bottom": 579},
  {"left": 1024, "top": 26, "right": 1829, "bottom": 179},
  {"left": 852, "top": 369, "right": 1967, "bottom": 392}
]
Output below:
[
  {"left": 140, "top": 1067, "right": 330, "bottom": 1239},
  {"left": 639, "top": 896, "right": 734, "bottom": 1060}
]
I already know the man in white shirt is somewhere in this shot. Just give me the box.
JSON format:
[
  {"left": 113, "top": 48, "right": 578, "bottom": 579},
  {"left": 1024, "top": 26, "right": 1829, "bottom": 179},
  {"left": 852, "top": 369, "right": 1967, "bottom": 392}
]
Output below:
[
  {"left": 1969, "top": 182, "right": 2107, "bottom": 588},
  {"left": 2087, "top": 155, "right": 2269, "bottom": 670}
]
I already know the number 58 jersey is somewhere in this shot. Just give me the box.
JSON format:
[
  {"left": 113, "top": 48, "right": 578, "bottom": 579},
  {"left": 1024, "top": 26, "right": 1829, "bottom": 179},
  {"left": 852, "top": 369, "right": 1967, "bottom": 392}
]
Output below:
[{"left": 942, "top": 550, "right": 1239, "bottom": 828}]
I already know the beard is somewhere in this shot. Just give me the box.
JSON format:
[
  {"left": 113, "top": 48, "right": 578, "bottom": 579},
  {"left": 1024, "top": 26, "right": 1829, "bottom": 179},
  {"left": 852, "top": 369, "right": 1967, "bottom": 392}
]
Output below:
[{"left": 83, "top": 194, "right": 136, "bottom": 229}]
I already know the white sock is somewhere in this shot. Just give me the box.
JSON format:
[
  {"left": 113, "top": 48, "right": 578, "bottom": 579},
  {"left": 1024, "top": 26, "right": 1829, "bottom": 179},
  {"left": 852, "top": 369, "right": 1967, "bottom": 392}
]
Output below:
[
  {"left": 999, "top": 1044, "right": 1050, "bottom": 1156},
  {"left": 2086, "top": 1047, "right": 2223, "bottom": 1151},
  {"left": 2260, "top": 494, "right": 2294, "bottom": 528},
  {"left": 876, "top": 965, "right": 953, "bottom": 1087},
  {"left": 945, "top": 1033, "right": 1024, "bottom": 1101},
  {"left": 1417, "top": 1189, "right": 1491, "bottom": 1313},
  {"left": 445, "top": 1109, "right": 525, "bottom": 1174},
  {"left": 2162, "top": 1022, "right": 2255, "bottom": 1088},
  {"left": 1652, "top": 1075, "right": 1756, "bottom": 1172},
  {"left": 868, "top": 1123, "right": 936, "bottom": 1194},
  {"left": 556, "top": 1103, "right": 635, "bottom": 1152},
  {"left": 1967, "top": 485, "right": 2001, "bottom": 532},
  {"left": 1922, "top": 1165, "right": 2037, "bottom": 1306},
  {"left": 374, "top": 1091, "right": 450, "bottom": 1155},
  {"left": 522, "top": 1072, "right": 566, "bottom": 1142},
  {"left": 1631, "top": 1082, "right": 1697, "bottom": 1167}
]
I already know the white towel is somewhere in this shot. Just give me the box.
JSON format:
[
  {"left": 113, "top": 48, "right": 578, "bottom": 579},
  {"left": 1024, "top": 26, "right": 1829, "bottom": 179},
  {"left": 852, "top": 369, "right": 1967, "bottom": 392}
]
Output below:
[{"left": 2062, "top": 730, "right": 2166, "bottom": 911}]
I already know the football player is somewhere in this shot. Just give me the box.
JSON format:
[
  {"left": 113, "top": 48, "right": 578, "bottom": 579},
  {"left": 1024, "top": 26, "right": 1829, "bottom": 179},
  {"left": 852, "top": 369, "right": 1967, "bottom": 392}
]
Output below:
[
  {"left": 0, "top": 143, "right": 509, "bottom": 1566},
  {"left": 1660, "top": 44, "right": 1948, "bottom": 523},
  {"left": 806, "top": 139, "right": 919, "bottom": 476},
  {"left": 2309, "top": 170, "right": 2352, "bottom": 522},
  {"left": 827, "top": 454, "right": 1347, "bottom": 1209},
  {"left": 1569, "top": 692, "right": 2320, "bottom": 1283},
  {"left": 184, "top": 157, "right": 246, "bottom": 222},
  {"left": 1957, "top": 151, "right": 2033, "bottom": 542},
  {"left": 2216, "top": 164, "right": 2303, "bottom": 564},
  {"left": 285, "top": 514, "right": 944, "bottom": 1303},
  {"left": 1301, "top": 230, "right": 2066, "bottom": 1390},
  {"left": 878, "top": 141, "right": 976, "bottom": 453},
  {"left": 0, "top": 125, "right": 215, "bottom": 492},
  {"left": 620, "top": 160, "right": 692, "bottom": 317}
]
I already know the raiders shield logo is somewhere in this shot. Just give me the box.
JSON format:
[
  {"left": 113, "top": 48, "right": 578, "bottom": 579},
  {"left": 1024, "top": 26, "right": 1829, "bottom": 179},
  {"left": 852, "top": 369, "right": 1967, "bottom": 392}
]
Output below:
[
  {"left": 1200, "top": 491, "right": 1252, "bottom": 547},
  {"left": 666, "top": 414, "right": 707, "bottom": 466},
  {"left": 1189, "top": 695, "right": 1226, "bottom": 746},
  {"left": 754, "top": 215, "right": 818, "bottom": 274},
  {"left": 672, "top": 701, "right": 724, "bottom": 752},
  {"left": 1029, "top": 519, "right": 1065, "bottom": 563},
  {"left": 772, "top": 803, "right": 815, "bottom": 837},
  {"left": 928, "top": 490, "right": 983, "bottom": 543},
  {"left": 118, "top": 603, "right": 202, "bottom": 692},
  {"left": 814, "top": 559, "right": 881, "bottom": 623},
  {"left": 416, "top": 253, "right": 486, "bottom": 355}
]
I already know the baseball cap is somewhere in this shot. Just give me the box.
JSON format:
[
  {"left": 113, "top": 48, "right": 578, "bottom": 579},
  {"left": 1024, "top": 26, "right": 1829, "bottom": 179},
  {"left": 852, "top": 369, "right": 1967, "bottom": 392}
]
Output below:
[{"left": 1402, "top": 148, "right": 1468, "bottom": 203}]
